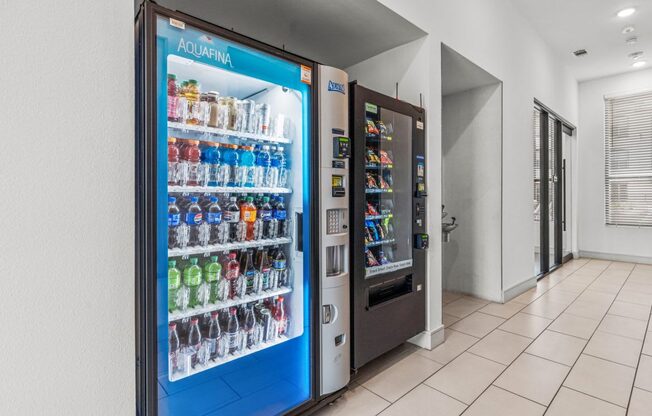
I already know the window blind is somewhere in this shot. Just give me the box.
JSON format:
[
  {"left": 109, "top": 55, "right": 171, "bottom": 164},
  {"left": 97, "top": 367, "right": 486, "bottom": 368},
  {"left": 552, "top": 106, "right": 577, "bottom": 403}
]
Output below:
[{"left": 605, "top": 90, "right": 652, "bottom": 226}]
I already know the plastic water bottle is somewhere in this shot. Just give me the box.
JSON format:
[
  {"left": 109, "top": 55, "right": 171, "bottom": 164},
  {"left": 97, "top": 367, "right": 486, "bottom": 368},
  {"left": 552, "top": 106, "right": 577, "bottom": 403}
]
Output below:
[
  {"left": 205, "top": 196, "right": 222, "bottom": 245},
  {"left": 183, "top": 258, "right": 203, "bottom": 308},
  {"left": 181, "top": 140, "right": 202, "bottom": 186},
  {"left": 188, "top": 317, "right": 202, "bottom": 368},
  {"left": 169, "top": 323, "right": 180, "bottom": 374},
  {"left": 168, "top": 260, "right": 181, "bottom": 312},
  {"left": 201, "top": 142, "right": 221, "bottom": 186},
  {"left": 219, "top": 144, "right": 239, "bottom": 187},
  {"left": 273, "top": 197, "right": 287, "bottom": 238},
  {"left": 237, "top": 145, "right": 256, "bottom": 187},
  {"left": 207, "top": 311, "right": 222, "bottom": 360},
  {"left": 259, "top": 196, "right": 274, "bottom": 239},
  {"left": 254, "top": 145, "right": 271, "bottom": 187},
  {"left": 270, "top": 146, "right": 287, "bottom": 188},
  {"left": 273, "top": 250, "right": 288, "bottom": 287},
  {"left": 244, "top": 305, "right": 257, "bottom": 348}
]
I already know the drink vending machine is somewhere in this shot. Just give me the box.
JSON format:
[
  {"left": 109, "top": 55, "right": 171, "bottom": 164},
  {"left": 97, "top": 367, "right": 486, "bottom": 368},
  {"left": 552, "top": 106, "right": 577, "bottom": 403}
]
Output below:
[{"left": 135, "top": 3, "right": 350, "bottom": 415}]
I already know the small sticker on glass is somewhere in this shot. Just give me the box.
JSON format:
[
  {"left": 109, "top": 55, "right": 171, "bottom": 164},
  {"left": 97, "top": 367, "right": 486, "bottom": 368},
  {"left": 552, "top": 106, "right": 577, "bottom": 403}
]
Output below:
[
  {"left": 301, "top": 65, "right": 312, "bottom": 85},
  {"left": 416, "top": 120, "right": 424, "bottom": 130},
  {"left": 365, "top": 103, "right": 378, "bottom": 114},
  {"left": 169, "top": 18, "right": 185, "bottom": 30}
]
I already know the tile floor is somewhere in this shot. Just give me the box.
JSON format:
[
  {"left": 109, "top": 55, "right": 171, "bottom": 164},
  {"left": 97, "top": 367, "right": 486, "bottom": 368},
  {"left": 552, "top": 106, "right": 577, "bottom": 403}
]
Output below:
[{"left": 316, "top": 259, "right": 652, "bottom": 415}]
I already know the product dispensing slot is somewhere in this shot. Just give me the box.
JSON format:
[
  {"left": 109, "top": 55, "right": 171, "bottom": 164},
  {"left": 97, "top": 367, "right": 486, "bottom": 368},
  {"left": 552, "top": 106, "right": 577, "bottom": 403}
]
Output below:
[
  {"left": 296, "top": 212, "right": 303, "bottom": 252},
  {"left": 326, "top": 245, "right": 345, "bottom": 276},
  {"left": 367, "top": 275, "right": 413, "bottom": 309}
]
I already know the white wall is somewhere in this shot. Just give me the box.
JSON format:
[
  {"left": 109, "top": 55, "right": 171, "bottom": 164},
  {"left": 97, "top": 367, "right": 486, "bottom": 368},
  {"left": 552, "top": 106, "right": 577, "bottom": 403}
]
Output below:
[
  {"left": 578, "top": 69, "right": 652, "bottom": 262},
  {"left": 349, "top": 0, "right": 578, "bottom": 345},
  {"left": 0, "top": 1, "right": 134, "bottom": 414},
  {"left": 442, "top": 84, "right": 502, "bottom": 301}
]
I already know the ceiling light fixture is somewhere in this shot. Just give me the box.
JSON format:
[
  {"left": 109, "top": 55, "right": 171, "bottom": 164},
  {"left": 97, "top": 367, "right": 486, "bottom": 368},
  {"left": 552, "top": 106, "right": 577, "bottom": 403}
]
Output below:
[
  {"left": 626, "top": 36, "right": 639, "bottom": 45},
  {"left": 622, "top": 25, "right": 636, "bottom": 34},
  {"left": 618, "top": 7, "right": 636, "bottom": 17},
  {"left": 633, "top": 61, "right": 647, "bottom": 68},
  {"left": 629, "top": 51, "right": 644, "bottom": 60}
]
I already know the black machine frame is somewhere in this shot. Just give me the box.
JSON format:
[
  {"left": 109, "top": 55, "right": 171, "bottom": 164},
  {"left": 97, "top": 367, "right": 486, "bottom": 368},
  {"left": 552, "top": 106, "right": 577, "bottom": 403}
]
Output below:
[
  {"left": 135, "top": 2, "right": 323, "bottom": 414},
  {"left": 349, "top": 83, "right": 427, "bottom": 369}
]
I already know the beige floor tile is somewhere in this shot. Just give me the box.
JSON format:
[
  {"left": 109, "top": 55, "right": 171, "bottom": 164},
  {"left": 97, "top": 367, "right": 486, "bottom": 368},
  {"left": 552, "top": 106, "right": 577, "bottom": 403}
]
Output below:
[
  {"left": 424, "top": 352, "right": 505, "bottom": 405},
  {"left": 416, "top": 329, "right": 479, "bottom": 365},
  {"left": 607, "top": 261, "right": 635, "bottom": 271},
  {"left": 552, "top": 281, "right": 587, "bottom": 294},
  {"left": 577, "top": 290, "right": 617, "bottom": 306},
  {"left": 499, "top": 312, "right": 552, "bottom": 338},
  {"left": 352, "top": 344, "right": 418, "bottom": 385},
  {"left": 616, "top": 290, "right": 652, "bottom": 307},
  {"left": 462, "top": 386, "right": 545, "bottom": 416},
  {"left": 565, "top": 299, "right": 610, "bottom": 320},
  {"left": 468, "top": 329, "right": 532, "bottom": 365},
  {"left": 634, "top": 354, "right": 652, "bottom": 392},
  {"left": 442, "top": 313, "right": 460, "bottom": 327},
  {"left": 563, "top": 354, "right": 635, "bottom": 408},
  {"left": 589, "top": 282, "right": 624, "bottom": 294},
  {"left": 566, "top": 274, "right": 597, "bottom": 286},
  {"left": 442, "top": 291, "right": 463, "bottom": 305},
  {"left": 629, "top": 388, "right": 652, "bottom": 416},
  {"left": 363, "top": 352, "right": 442, "bottom": 402},
  {"left": 494, "top": 353, "right": 570, "bottom": 406},
  {"left": 548, "top": 313, "right": 600, "bottom": 339},
  {"left": 546, "top": 387, "right": 625, "bottom": 416},
  {"left": 511, "top": 288, "right": 545, "bottom": 305},
  {"left": 539, "top": 289, "right": 578, "bottom": 305},
  {"left": 627, "top": 273, "right": 652, "bottom": 285},
  {"left": 479, "top": 301, "right": 525, "bottom": 319},
  {"left": 378, "top": 384, "right": 466, "bottom": 416},
  {"left": 448, "top": 312, "right": 505, "bottom": 338},
  {"left": 643, "top": 332, "right": 652, "bottom": 356},
  {"left": 443, "top": 297, "right": 486, "bottom": 319},
  {"left": 525, "top": 330, "right": 586, "bottom": 366},
  {"left": 317, "top": 384, "right": 390, "bottom": 416},
  {"left": 521, "top": 298, "right": 568, "bottom": 320},
  {"left": 595, "top": 272, "right": 629, "bottom": 286},
  {"left": 607, "top": 300, "right": 651, "bottom": 321},
  {"left": 584, "top": 330, "right": 643, "bottom": 368},
  {"left": 622, "top": 282, "right": 652, "bottom": 295},
  {"left": 598, "top": 314, "right": 647, "bottom": 341}
]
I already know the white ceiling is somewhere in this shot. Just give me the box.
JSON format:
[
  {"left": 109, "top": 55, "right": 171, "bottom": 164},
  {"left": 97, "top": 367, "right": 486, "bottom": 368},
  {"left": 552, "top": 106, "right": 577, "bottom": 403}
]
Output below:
[
  {"left": 510, "top": 0, "right": 652, "bottom": 81},
  {"left": 442, "top": 45, "right": 500, "bottom": 96}
]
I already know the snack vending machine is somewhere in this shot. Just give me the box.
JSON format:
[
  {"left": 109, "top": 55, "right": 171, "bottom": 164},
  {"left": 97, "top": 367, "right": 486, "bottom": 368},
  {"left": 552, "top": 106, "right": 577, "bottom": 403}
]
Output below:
[
  {"left": 349, "top": 83, "right": 428, "bottom": 369},
  {"left": 136, "top": 3, "right": 350, "bottom": 415}
]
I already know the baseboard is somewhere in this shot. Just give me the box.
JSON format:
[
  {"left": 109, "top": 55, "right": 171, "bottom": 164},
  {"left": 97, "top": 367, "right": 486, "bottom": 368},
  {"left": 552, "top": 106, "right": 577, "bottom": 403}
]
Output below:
[
  {"left": 408, "top": 324, "right": 445, "bottom": 350},
  {"left": 503, "top": 276, "right": 537, "bottom": 303},
  {"left": 579, "top": 250, "right": 652, "bottom": 265}
]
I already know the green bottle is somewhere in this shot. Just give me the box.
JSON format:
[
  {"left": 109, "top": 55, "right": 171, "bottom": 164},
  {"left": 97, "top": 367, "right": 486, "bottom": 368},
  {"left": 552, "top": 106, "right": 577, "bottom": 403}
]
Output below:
[
  {"left": 204, "top": 255, "right": 223, "bottom": 304},
  {"left": 168, "top": 260, "right": 181, "bottom": 312},
  {"left": 183, "top": 258, "right": 202, "bottom": 308}
]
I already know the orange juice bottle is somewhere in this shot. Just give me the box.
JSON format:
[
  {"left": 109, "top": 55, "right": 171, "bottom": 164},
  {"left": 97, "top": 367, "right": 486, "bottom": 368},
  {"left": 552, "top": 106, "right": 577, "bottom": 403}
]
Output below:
[{"left": 240, "top": 196, "right": 257, "bottom": 240}]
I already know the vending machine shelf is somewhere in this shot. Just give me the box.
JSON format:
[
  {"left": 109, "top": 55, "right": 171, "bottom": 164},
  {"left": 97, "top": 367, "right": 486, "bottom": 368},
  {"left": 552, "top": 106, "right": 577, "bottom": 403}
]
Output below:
[
  {"left": 365, "top": 238, "right": 395, "bottom": 248},
  {"left": 168, "top": 237, "right": 293, "bottom": 257},
  {"left": 168, "top": 185, "right": 292, "bottom": 195},
  {"left": 168, "top": 286, "right": 292, "bottom": 321},
  {"left": 169, "top": 335, "right": 290, "bottom": 382},
  {"left": 168, "top": 121, "right": 292, "bottom": 145}
]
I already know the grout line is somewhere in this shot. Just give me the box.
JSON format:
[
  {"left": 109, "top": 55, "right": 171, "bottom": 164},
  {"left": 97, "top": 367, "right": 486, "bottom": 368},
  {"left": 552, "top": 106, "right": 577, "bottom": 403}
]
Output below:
[
  {"left": 582, "top": 351, "right": 638, "bottom": 369},
  {"left": 625, "top": 290, "right": 652, "bottom": 411},
  {"left": 545, "top": 327, "right": 592, "bottom": 341},
  {"left": 491, "top": 384, "right": 550, "bottom": 409},
  {"left": 420, "top": 383, "right": 468, "bottom": 407},
  {"left": 560, "top": 385, "right": 627, "bottom": 409}
]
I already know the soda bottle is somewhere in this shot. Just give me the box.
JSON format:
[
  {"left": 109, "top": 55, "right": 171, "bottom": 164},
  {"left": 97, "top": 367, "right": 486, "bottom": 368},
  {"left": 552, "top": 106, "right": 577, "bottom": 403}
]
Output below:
[
  {"left": 225, "top": 253, "right": 240, "bottom": 299},
  {"left": 258, "top": 249, "right": 272, "bottom": 291},
  {"left": 223, "top": 196, "right": 240, "bottom": 243},
  {"left": 274, "top": 296, "right": 287, "bottom": 337},
  {"left": 201, "top": 142, "right": 221, "bottom": 187},
  {"left": 169, "top": 322, "right": 180, "bottom": 374},
  {"left": 205, "top": 196, "right": 222, "bottom": 245},
  {"left": 168, "top": 137, "right": 180, "bottom": 186},
  {"left": 243, "top": 249, "right": 260, "bottom": 295},
  {"left": 207, "top": 311, "right": 222, "bottom": 360},
  {"left": 240, "top": 196, "right": 257, "bottom": 241},
  {"left": 259, "top": 196, "right": 274, "bottom": 239},
  {"left": 220, "top": 144, "right": 239, "bottom": 187},
  {"left": 273, "top": 249, "right": 288, "bottom": 287},
  {"left": 274, "top": 197, "right": 287, "bottom": 238},
  {"left": 167, "top": 74, "right": 179, "bottom": 122},
  {"left": 168, "top": 197, "right": 181, "bottom": 249},
  {"left": 179, "top": 140, "right": 201, "bottom": 186},
  {"left": 188, "top": 317, "right": 202, "bottom": 368},
  {"left": 183, "top": 258, "right": 202, "bottom": 308},
  {"left": 185, "top": 196, "right": 203, "bottom": 246},
  {"left": 168, "top": 260, "right": 181, "bottom": 312},
  {"left": 275, "top": 146, "right": 289, "bottom": 188},
  {"left": 254, "top": 145, "right": 271, "bottom": 187},
  {"left": 244, "top": 305, "right": 257, "bottom": 349},
  {"left": 226, "top": 307, "right": 240, "bottom": 354},
  {"left": 236, "top": 145, "right": 256, "bottom": 187},
  {"left": 204, "top": 256, "right": 222, "bottom": 304}
]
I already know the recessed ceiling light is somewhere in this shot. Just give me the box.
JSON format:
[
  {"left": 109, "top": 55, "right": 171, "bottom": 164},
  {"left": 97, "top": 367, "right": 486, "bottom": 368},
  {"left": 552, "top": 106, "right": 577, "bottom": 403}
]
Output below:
[
  {"left": 622, "top": 25, "right": 636, "bottom": 34},
  {"left": 629, "top": 51, "right": 644, "bottom": 60},
  {"left": 618, "top": 7, "right": 636, "bottom": 17},
  {"left": 633, "top": 61, "right": 647, "bottom": 68},
  {"left": 573, "top": 49, "right": 588, "bottom": 57},
  {"left": 626, "top": 36, "right": 639, "bottom": 45}
]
